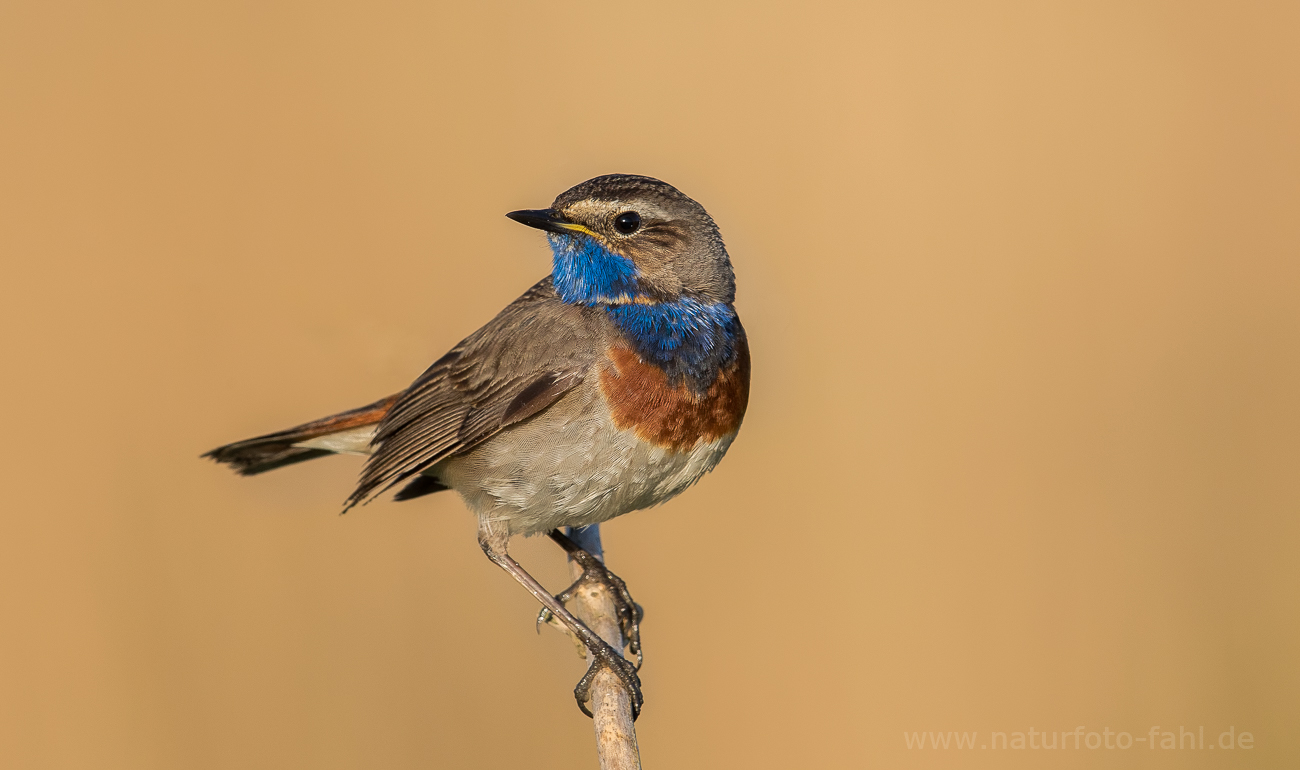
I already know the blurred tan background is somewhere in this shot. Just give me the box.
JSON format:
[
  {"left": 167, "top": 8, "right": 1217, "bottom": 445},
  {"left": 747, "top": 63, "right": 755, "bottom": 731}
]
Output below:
[{"left": 2, "top": 1, "right": 1297, "bottom": 768}]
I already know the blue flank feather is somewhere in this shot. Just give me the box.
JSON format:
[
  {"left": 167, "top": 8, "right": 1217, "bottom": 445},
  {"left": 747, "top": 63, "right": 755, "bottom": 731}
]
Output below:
[{"left": 548, "top": 233, "right": 738, "bottom": 389}]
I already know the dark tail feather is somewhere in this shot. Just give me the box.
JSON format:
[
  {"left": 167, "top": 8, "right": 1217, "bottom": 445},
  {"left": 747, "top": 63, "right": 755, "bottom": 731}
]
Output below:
[
  {"left": 204, "top": 441, "right": 336, "bottom": 476},
  {"left": 392, "top": 475, "right": 450, "bottom": 501},
  {"left": 204, "top": 393, "right": 401, "bottom": 476}
]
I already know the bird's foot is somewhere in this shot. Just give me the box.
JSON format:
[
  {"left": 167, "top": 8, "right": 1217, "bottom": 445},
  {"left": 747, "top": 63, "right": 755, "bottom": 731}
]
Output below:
[
  {"left": 574, "top": 637, "right": 643, "bottom": 720},
  {"left": 536, "top": 536, "right": 644, "bottom": 668}
]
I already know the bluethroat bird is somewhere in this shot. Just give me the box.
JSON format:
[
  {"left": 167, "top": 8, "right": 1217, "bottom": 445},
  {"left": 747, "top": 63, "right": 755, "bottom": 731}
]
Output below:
[{"left": 205, "top": 174, "right": 750, "bottom": 719}]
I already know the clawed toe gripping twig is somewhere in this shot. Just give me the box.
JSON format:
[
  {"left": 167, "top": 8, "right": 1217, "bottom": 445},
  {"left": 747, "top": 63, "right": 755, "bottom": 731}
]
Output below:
[
  {"left": 537, "top": 529, "right": 644, "bottom": 670},
  {"left": 573, "top": 636, "right": 643, "bottom": 719}
]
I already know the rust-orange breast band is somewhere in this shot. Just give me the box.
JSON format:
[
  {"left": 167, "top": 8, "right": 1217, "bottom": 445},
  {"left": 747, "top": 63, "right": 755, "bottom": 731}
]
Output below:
[{"left": 598, "top": 341, "right": 750, "bottom": 453}]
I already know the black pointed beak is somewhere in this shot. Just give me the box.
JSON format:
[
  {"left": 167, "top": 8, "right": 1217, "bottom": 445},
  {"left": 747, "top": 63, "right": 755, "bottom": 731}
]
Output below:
[{"left": 506, "top": 208, "right": 586, "bottom": 236}]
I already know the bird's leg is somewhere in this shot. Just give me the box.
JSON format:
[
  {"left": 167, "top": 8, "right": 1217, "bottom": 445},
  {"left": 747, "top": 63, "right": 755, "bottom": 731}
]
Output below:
[
  {"left": 477, "top": 524, "right": 643, "bottom": 720},
  {"left": 537, "top": 529, "right": 644, "bottom": 670}
]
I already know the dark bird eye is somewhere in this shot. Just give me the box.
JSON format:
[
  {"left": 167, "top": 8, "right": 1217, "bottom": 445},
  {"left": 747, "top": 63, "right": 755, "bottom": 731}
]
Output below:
[{"left": 613, "top": 211, "right": 641, "bottom": 235}]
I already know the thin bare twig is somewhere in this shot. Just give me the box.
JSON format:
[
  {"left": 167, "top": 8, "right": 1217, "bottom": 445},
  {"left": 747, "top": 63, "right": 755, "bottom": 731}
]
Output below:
[{"left": 563, "top": 525, "right": 641, "bottom": 770}]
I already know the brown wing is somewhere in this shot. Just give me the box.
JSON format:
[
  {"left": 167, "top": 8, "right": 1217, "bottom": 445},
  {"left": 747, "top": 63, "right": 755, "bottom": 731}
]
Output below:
[{"left": 342, "top": 277, "right": 603, "bottom": 510}]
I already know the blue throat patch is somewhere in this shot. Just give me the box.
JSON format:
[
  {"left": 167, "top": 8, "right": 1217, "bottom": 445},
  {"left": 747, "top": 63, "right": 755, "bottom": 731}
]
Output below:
[
  {"left": 549, "top": 234, "right": 640, "bottom": 305},
  {"left": 549, "top": 234, "right": 739, "bottom": 390}
]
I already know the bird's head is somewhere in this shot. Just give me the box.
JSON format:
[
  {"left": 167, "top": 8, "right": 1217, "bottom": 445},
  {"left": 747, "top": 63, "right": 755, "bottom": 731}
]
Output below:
[{"left": 507, "top": 174, "right": 735, "bottom": 307}]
